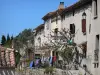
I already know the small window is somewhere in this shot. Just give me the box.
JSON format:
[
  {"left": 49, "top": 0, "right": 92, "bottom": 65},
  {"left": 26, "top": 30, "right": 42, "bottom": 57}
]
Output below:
[
  {"left": 94, "top": 35, "right": 99, "bottom": 68},
  {"left": 93, "top": 0, "right": 98, "bottom": 19},
  {"left": 73, "top": 10, "right": 75, "bottom": 16},
  {"left": 46, "top": 20, "right": 49, "bottom": 30},
  {"left": 94, "top": 63, "right": 99, "bottom": 68},
  {"left": 56, "top": 17, "right": 58, "bottom": 24},
  {"left": 70, "top": 24, "right": 75, "bottom": 34},
  {"left": 61, "top": 15, "right": 65, "bottom": 21},
  {"left": 54, "top": 28, "right": 58, "bottom": 35},
  {"left": 89, "top": 24, "right": 91, "bottom": 33}
]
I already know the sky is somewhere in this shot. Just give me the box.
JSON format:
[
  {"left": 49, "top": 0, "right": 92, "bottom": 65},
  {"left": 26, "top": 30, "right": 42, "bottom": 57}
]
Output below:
[{"left": 0, "top": 0, "right": 78, "bottom": 40}]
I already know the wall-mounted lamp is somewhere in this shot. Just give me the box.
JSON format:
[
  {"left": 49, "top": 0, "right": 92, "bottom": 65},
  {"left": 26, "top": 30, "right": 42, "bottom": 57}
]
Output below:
[{"left": 82, "top": 12, "right": 87, "bottom": 19}]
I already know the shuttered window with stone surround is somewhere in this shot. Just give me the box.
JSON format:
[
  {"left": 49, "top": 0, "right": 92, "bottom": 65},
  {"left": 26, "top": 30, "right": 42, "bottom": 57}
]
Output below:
[{"left": 82, "top": 19, "right": 86, "bottom": 35}]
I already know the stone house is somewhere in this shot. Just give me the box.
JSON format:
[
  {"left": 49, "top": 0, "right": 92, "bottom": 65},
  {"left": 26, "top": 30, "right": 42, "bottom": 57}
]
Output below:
[
  {"left": 87, "top": 0, "right": 100, "bottom": 75},
  {"left": 34, "top": 0, "right": 100, "bottom": 75}
]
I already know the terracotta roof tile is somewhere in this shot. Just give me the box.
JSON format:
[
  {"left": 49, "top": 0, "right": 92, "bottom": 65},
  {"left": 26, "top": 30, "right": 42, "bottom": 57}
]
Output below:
[
  {"left": 61, "top": 0, "right": 92, "bottom": 15},
  {"left": 42, "top": 0, "right": 92, "bottom": 20},
  {"left": 42, "top": 9, "right": 64, "bottom": 20},
  {"left": 35, "top": 24, "right": 44, "bottom": 32}
]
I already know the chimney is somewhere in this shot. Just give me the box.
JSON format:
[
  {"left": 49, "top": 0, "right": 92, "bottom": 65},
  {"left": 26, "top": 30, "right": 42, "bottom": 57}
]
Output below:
[{"left": 58, "top": 2, "right": 64, "bottom": 9}]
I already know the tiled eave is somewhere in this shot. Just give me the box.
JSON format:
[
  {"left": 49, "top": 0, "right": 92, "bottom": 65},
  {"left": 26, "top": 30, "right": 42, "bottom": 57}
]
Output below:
[
  {"left": 34, "top": 24, "right": 44, "bottom": 32},
  {"left": 61, "top": 0, "right": 92, "bottom": 15},
  {"left": 42, "top": 9, "right": 64, "bottom": 21}
]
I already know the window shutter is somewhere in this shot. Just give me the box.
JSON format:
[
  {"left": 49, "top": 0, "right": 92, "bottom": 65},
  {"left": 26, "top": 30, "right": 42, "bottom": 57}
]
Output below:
[{"left": 82, "top": 19, "right": 86, "bottom": 33}]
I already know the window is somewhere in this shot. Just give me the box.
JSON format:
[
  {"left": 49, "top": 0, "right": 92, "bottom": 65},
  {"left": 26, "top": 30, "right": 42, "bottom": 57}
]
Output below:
[
  {"left": 94, "top": 35, "right": 99, "bottom": 68},
  {"left": 46, "top": 20, "right": 49, "bottom": 30},
  {"left": 82, "top": 44, "right": 87, "bottom": 58},
  {"left": 95, "top": 35, "right": 99, "bottom": 50},
  {"left": 93, "top": 0, "right": 98, "bottom": 19},
  {"left": 82, "top": 19, "right": 86, "bottom": 35},
  {"left": 89, "top": 24, "right": 91, "bottom": 33},
  {"left": 73, "top": 10, "right": 75, "bottom": 16},
  {"left": 56, "top": 17, "right": 58, "bottom": 24},
  {"left": 82, "top": 12, "right": 86, "bottom": 35},
  {"left": 54, "top": 28, "right": 58, "bottom": 40},
  {"left": 61, "top": 15, "right": 65, "bottom": 21},
  {"left": 70, "top": 24, "right": 75, "bottom": 34}
]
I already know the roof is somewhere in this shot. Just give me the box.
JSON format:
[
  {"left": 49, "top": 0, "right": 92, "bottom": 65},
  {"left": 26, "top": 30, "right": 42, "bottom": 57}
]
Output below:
[
  {"left": 42, "top": 9, "right": 64, "bottom": 20},
  {"left": 61, "top": 0, "right": 92, "bottom": 15},
  {"left": 42, "top": 0, "right": 92, "bottom": 20},
  {"left": 34, "top": 24, "right": 44, "bottom": 34},
  {"left": 35, "top": 24, "right": 44, "bottom": 31}
]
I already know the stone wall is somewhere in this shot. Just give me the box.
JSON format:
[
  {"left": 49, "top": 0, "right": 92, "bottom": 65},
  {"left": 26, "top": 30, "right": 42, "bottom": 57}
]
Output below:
[{"left": 0, "top": 67, "right": 15, "bottom": 75}]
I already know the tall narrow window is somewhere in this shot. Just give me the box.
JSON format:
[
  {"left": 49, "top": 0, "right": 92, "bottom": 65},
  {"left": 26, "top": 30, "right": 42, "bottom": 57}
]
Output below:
[
  {"left": 94, "top": 35, "right": 99, "bottom": 68},
  {"left": 56, "top": 17, "right": 58, "bottom": 24},
  {"left": 93, "top": 0, "right": 98, "bottom": 19},
  {"left": 46, "top": 19, "right": 49, "bottom": 30},
  {"left": 73, "top": 10, "right": 75, "bottom": 16},
  {"left": 89, "top": 24, "right": 91, "bottom": 34},
  {"left": 70, "top": 24, "right": 75, "bottom": 34},
  {"left": 61, "top": 14, "right": 65, "bottom": 21},
  {"left": 82, "top": 12, "right": 86, "bottom": 35},
  {"left": 82, "top": 44, "right": 87, "bottom": 58},
  {"left": 95, "top": 35, "right": 99, "bottom": 50}
]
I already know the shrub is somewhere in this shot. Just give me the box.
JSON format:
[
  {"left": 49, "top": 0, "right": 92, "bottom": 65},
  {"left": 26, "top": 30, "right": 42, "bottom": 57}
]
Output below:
[{"left": 44, "top": 67, "right": 55, "bottom": 75}]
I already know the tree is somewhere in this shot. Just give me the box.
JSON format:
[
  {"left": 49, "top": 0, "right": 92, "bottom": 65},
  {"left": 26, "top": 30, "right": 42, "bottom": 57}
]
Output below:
[
  {"left": 11, "top": 35, "right": 13, "bottom": 41},
  {"left": 7, "top": 34, "right": 10, "bottom": 42},
  {"left": 45, "top": 28, "right": 92, "bottom": 75},
  {"left": 14, "top": 28, "right": 34, "bottom": 54},
  {"left": 59, "top": 46, "right": 73, "bottom": 64},
  {"left": 1, "top": 35, "right": 6, "bottom": 45},
  {"left": 3, "top": 34, "right": 12, "bottom": 48},
  {"left": 13, "top": 28, "right": 35, "bottom": 67}
]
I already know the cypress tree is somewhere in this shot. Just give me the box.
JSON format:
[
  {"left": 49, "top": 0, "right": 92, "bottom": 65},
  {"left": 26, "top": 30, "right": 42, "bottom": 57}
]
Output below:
[
  {"left": 1, "top": 35, "right": 6, "bottom": 45},
  {"left": 7, "top": 34, "right": 10, "bottom": 42}
]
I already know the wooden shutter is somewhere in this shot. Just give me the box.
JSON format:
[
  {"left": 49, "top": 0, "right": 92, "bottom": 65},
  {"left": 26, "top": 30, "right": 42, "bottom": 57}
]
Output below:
[{"left": 82, "top": 19, "right": 86, "bottom": 33}]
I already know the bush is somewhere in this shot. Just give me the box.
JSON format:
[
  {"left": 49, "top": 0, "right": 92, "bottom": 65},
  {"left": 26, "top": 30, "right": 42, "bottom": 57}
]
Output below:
[{"left": 44, "top": 67, "right": 54, "bottom": 75}]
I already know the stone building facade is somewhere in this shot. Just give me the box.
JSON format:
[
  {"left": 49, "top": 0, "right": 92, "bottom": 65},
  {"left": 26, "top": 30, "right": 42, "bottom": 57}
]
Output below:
[{"left": 34, "top": 0, "right": 100, "bottom": 75}]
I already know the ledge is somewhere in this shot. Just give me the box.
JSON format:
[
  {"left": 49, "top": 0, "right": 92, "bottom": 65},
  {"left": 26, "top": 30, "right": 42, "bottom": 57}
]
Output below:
[
  {"left": 0, "top": 67, "right": 15, "bottom": 69},
  {"left": 94, "top": 15, "right": 98, "bottom": 19}
]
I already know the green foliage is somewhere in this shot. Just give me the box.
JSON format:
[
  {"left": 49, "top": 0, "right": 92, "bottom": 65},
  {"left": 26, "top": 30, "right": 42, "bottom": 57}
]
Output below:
[
  {"left": 4, "top": 34, "right": 13, "bottom": 48},
  {"left": 7, "top": 34, "right": 10, "bottom": 42},
  {"left": 14, "top": 28, "right": 34, "bottom": 50},
  {"left": 1, "top": 34, "right": 13, "bottom": 48},
  {"left": 44, "top": 67, "right": 54, "bottom": 74},
  {"left": 60, "top": 47, "right": 73, "bottom": 64},
  {"left": 11, "top": 35, "right": 13, "bottom": 41},
  {"left": 15, "top": 51, "right": 21, "bottom": 67},
  {"left": 1, "top": 35, "right": 6, "bottom": 45}
]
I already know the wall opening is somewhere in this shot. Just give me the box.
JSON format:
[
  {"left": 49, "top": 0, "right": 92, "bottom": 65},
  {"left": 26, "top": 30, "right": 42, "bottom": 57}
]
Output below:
[
  {"left": 70, "top": 24, "right": 75, "bottom": 34},
  {"left": 93, "top": 0, "right": 98, "bottom": 19},
  {"left": 94, "top": 35, "right": 99, "bottom": 68}
]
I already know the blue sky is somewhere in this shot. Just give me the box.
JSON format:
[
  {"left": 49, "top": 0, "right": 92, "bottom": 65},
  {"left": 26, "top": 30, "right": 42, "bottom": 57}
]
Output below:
[{"left": 0, "top": 0, "right": 78, "bottom": 39}]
